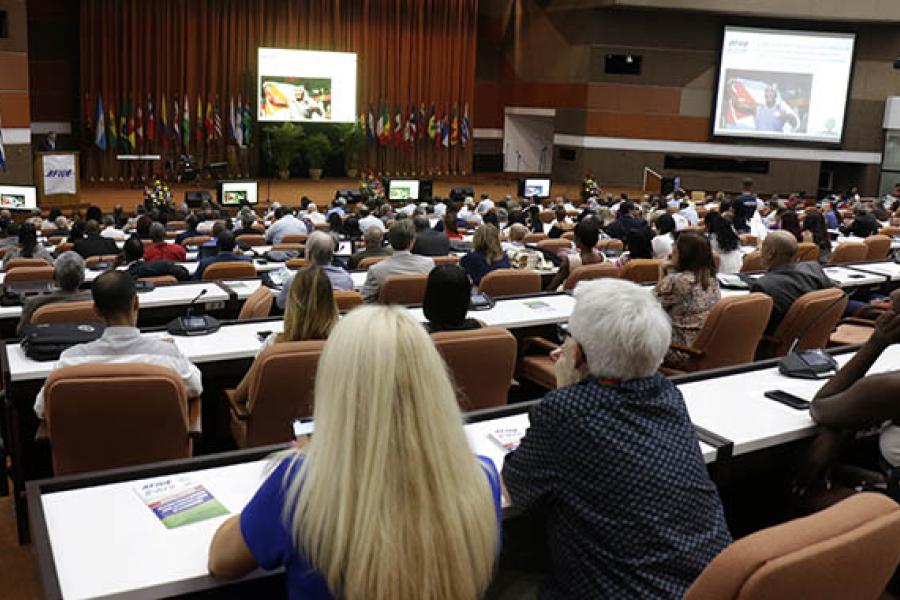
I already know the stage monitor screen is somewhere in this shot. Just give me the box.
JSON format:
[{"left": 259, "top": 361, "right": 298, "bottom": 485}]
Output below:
[
  {"left": 713, "top": 27, "right": 855, "bottom": 144},
  {"left": 258, "top": 48, "right": 358, "bottom": 123},
  {"left": 521, "top": 178, "right": 551, "bottom": 199},
  {"left": 218, "top": 180, "right": 259, "bottom": 206},
  {"left": 388, "top": 180, "right": 420, "bottom": 201},
  {"left": 0, "top": 185, "right": 37, "bottom": 211}
]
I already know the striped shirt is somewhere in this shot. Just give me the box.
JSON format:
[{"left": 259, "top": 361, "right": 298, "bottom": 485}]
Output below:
[{"left": 33, "top": 326, "right": 203, "bottom": 419}]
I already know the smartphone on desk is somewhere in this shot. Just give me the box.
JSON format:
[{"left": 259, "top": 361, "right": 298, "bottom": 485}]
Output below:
[
  {"left": 292, "top": 418, "right": 314, "bottom": 439},
  {"left": 764, "top": 390, "right": 810, "bottom": 410}
]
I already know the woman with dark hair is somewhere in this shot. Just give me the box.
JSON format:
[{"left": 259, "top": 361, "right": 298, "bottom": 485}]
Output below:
[
  {"left": 802, "top": 210, "right": 832, "bottom": 263},
  {"left": 706, "top": 211, "right": 742, "bottom": 274},
  {"left": 442, "top": 210, "right": 463, "bottom": 240},
  {"left": 652, "top": 213, "right": 677, "bottom": 260},
  {"left": 546, "top": 218, "right": 604, "bottom": 291},
  {"left": 614, "top": 225, "right": 654, "bottom": 270},
  {"left": 67, "top": 219, "right": 86, "bottom": 243},
  {"left": 526, "top": 204, "right": 543, "bottom": 234},
  {"left": 3, "top": 222, "right": 55, "bottom": 267},
  {"left": 779, "top": 209, "right": 803, "bottom": 243},
  {"left": 85, "top": 205, "right": 103, "bottom": 223},
  {"left": 423, "top": 264, "right": 482, "bottom": 333},
  {"left": 547, "top": 206, "right": 573, "bottom": 239},
  {"left": 653, "top": 231, "right": 721, "bottom": 369}
]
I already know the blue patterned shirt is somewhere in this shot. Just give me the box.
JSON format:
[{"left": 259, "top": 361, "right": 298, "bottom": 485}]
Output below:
[{"left": 503, "top": 374, "right": 731, "bottom": 599}]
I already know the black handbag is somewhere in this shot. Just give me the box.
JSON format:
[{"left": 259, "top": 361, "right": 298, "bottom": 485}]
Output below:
[{"left": 20, "top": 322, "right": 105, "bottom": 361}]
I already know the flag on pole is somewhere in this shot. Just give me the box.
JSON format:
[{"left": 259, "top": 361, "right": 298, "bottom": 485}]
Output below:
[
  {"left": 182, "top": 94, "right": 190, "bottom": 149},
  {"left": 234, "top": 95, "right": 244, "bottom": 146},
  {"left": 405, "top": 105, "right": 417, "bottom": 145},
  {"left": 461, "top": 103, "right": 470, "bottom": 146},
  {"left": 108, "top": 98, "right": 118, "bottom": 150},
  {"left": 119, "top": 99, "right": 129, "bottom": 151},
  {"left": 195, "top": 96, "right": 204, "bottom": 145},
  {"left": 94, "top": 95, "right": 107, "bottom": 150},
  {"left": 206, "top": 96, "right": 214, "bottom": 142},
  {"left": 135, "top": 104, "right": 144, "bottom": 149},
  {"left": 418, "top": 104, "right": 427, "bottom": 139},
  {"left": 146, "top": 96, "right": 155, "bottom": 144},
  {"left": 379, "top": 103, "right": 390, "bottom": 145},
  {"left": 434, "top": 108, "right": 443, "bottom": 147},
  {"left": 227, "top": 97, "right": 235, "bottom": 143},
  {"left": 241, "top": 101, "right": 252, "bottom": 146},
  {"left": 393, "top": 107, "right": 403, "bottom": 145},
  {"left": 214, "top": 97, "right": 223, "bottom": 141},
  {"left": 160, "top": 95, "right": 169, "bottom": 149},
  {"left": 172, "top": 96, "right": 180, "bottom": 149},
  {"left": 127, "top": 97, "right": 136, "bottom": 150},
  {"left": 450, "top": 105, "right": 459, "bottom": 147},
  {"left": 441, "top": 111, "right": 450, "bottom": 148},
  {"left": 0, "top": 115, "right": 7, "bottom": 172},
  {"left": 427, "top": 105, "right": 437, "bottom": 141},
  {"left": 367, "top": 103, "right": 376, "bottom": 140}
]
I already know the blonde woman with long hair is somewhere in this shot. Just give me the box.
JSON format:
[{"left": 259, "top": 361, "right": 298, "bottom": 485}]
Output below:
[
  {"left": 231, "top": 266, "right": 338, "bottom": 404},
  {"left": 460, "top": 223, "right": 511, "bottom": 286},
  {"left": 208, "top": 306, "right": 501, "bottom": 599}
]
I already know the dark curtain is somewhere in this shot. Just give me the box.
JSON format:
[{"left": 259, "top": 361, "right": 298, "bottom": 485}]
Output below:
[{"left": 80, "top": 0, "right": 479, "bottom": 181}]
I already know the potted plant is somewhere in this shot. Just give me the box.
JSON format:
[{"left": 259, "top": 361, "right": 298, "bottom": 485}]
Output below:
[
  {"left": 268, "top": 122, "right": 303, "bottom": 179},
  {"left": 341, "top": 123, "right": 366, "bottom": 178},
  {"left": 303, "top": 133, "right": 333, "bottom": 180}
]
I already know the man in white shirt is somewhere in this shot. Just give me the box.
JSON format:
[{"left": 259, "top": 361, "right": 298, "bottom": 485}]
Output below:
[
  {"left": 476, "top": 195, "right": 495, "bottom": 215},
  {"left": 361, "top": 220, "right": 434, "bottom": 303},
  {"left": 265, "top": 207, "right": 309, "bottom": 244},
  {"left": 397, "top": 202, "right": 417, "bottom": 217},
  {"left": 304, "top": 203, "right": 327, "bottom": 226},
  {"left": 458, "top": 197, "right": 483, "bottom": 227},
  {"left": 432, "top": 200, "right": 447, "bottom": 217},
  {"left": 100, "top": 215, "right": 127, "bottom": 241},
  {"left": 33, "top": 271, "right": 202, "bottom": 419},
  {"left": 358, "top": 207, "right": 385, "bottom": 233},
  {"left": 679, "top": 202, "right": 699, "bottom": 226}
]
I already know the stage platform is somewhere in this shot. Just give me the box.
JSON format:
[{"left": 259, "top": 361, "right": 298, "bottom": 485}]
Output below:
[{"left": 69, "top": 175, "right": 642, "bottom": 214}]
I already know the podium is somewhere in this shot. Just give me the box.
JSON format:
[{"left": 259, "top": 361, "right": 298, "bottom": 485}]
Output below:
[{"left": 33, "top": 151, "right": 81, "bottom": 210}]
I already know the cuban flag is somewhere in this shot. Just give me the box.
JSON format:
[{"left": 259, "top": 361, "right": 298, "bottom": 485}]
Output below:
[{"left": 0, "top": 115, "right": 7, "bottom": 172}]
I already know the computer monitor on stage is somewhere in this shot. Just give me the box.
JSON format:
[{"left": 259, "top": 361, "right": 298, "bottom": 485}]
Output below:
[
  {"left": 218, "top": 180, "right": 259, "bottom": 206},
  {"left": 518, "top": 178, "right": 551, "bottom": 199},
  {"left": 388, "top": 179, "right": 421, "bottom": 201},
  {"left": 0, "top": 185, "right": 38, "bottom": 211}
]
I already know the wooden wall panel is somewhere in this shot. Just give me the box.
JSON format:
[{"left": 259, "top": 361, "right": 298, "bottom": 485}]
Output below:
[
  {"left": 585, "top": 111, "right": 709, "bottom": 141},
  {"left": 0, "top": 91, "right": 31, "bottom": 126},
  {"left": 0, "top": 52, "right": 29, "bottom": 90},
  {"left": 585, "top": 83, "right": 681, "bottom": 114}
]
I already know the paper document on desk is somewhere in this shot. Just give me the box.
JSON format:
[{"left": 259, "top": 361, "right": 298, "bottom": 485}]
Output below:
[
  {"left": 135, "top": 476, "right": 229, "bottom": 529},
  {"left": 489, "top": 427, "right": 526, "bottom": 453},
  {"left": 522, "top": 300, "right": 552, "bottom": 312}
]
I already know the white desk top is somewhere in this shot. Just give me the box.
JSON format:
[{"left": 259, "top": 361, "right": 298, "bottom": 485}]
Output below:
[
  {"left": 350, "top": 271, "right": 367, "bottom": 290},
  {"left": 848, "top": 261, "right": 900, "bottom": 281},
  {"left": 408, "top": 294, "right": 576, "bottom": 330},
  {"left": 823, "top": 266, "right": 885, "bottom": 288}
]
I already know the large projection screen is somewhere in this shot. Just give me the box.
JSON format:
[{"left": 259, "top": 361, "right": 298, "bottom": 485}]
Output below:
[
  {"left": 712, "top": 27, "right": 855, "bottom": 145},
  {"left": 258, "top": 48, "right": 358, "bottom": 123}
]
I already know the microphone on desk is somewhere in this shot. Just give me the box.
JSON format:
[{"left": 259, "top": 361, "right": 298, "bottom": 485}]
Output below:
[
  {"left": 166, "top": 288, "right": 221, "bottom": 337},
  {"left": 778, "top": 290, "right": 849, "bottom": 380}
]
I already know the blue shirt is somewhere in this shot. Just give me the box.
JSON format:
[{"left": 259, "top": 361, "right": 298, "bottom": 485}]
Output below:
[
  {"left": 194, "top": 251, "right": 254, "bottom": 280},
  {"left": 460, "top": 250, "right": 511, "bottom": 286},
  {"left": 503, "top": 374, "right": 731, "bottom": 599},
  {"left": 241, "top": 455, "right": 503, "bottom": 600}
]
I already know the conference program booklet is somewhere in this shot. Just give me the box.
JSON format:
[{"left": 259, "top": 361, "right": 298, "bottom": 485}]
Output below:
[
  {"left": 135, "top": 475, "right": 229, "bottom": 529},
  {"left": 489, "top": 427, "right": 526, "bottom": 453}
]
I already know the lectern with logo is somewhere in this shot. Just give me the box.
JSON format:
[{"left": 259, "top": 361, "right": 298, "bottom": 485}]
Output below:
[{"left": 33, "top": 151, "right": 81, "bottom": 209}]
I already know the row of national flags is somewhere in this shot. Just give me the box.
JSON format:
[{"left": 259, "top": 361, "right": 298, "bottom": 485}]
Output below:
[
  {"left": 86, "top": 93, "right": 253, "bottom": 153},
  {"left": 361, "top": 103, "right": 470, "bottom": 148}
]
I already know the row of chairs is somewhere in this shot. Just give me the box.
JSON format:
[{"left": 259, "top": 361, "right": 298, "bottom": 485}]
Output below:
[{"left": 741, "top": 236, "right": 891, "bottom": 273}]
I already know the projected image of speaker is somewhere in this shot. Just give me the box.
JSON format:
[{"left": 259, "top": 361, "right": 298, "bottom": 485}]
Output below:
[
  {"left": 450, "top": 187, "right": 474, "bottom": 204},
  {"left": 217, "top": 180, "right": 259, "bottom": 207},
  {"left": 517, "top": 178, "right": 551, "bottom": 199},
  {"left": 258, "top": 48, "right": 357, "bottom": 123},
  {"left": 185, "top": 190, "right": 212, "bottom": 209}
]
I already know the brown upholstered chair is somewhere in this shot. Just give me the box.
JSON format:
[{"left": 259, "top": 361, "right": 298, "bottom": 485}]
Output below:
[
  {"left": 237, "top": 286, "right": 274, "bottom": 320},
  {"left": 31, "top": 300, "right": 100, "bottom": 325},
  {"left": 166, "top": 220, "right": 187, "bottom": 230},
  {"left": 757, "top": 288, "right": 847, "bottom": 359},
  {"left": 139, "top": 275, "right": 178, "bottom": 286},
  {"left": 44, "top": 364, "right": 200, "bottom": 475},
  {"left": 830, "top": 319, "right": 875, "bottom": 347},
  {"left": 334, "top": 290, "right": 364, "bottom": 311},
  {"left": 251, "top": 223, "right": 265, "bottom": 233},
  {"left": 85, "top": 255, "right": 119, "bottom": 266},
  {"left": 202, "top": 261, "right": 256, "bottom": 281},
  {"left": 5, "top": 257, "right": 52, "bottom": 271},
  {"left": 517, "top": 337, "right": 560, "bottom": 390},
  {"left": 863, "top": 234, "right": 891, "bottom": 260},
  {"left": 180, "top": 235, "right": 212, "bottom": 247},
  {"left": 5, "top": 266, "right": 54, "bottom": 285},
  {"left": 523, "top": 232, "right": 547, "bottom": 244},
  {"left": 47, "top": 236, "right": 65, "bottom": 245},
  {"left": 794, "top": 242, "right": 820, "bottom": 262},
  {"left": 286, "top": 258, "right": 308, "bottom": 270},
  {"left": 563, "top": 263, "right": 619, "bottom": 290},
  {"left": 619, "top": 259, "right": 663, "bottom": 284},
  {"left": 432, "top": 327, "right": 517, "bottom": 410},
  {"left": 829, "top": 243, "right": 868, "bottom": 264},
  {"left": 358, "top": 255, "right": 389, "bottom": 270},
  {"left": 683, "top": 493, "right": 900, "bottom": 600},
  {"left": 281, "top": 234, "right": 308, "bottom": 244},
  {"left": 165, "top": 231, "right": 180, "bottom": 240},
  {"left": 431, "top": 255, "right": 460, "bottom": 266},
  {"left": 226, "top": 341, "right": 325, "bottom": 447},
  {"left": 235, "top": 234, "right": 267, "bottom": 247},
  {"left": 739, "top": 234, "right": 759, "bottom": 247},
  {"left": 141, "top": 239, "right": 153, "bottom": 247},
  {"left": 880, "top": 226, "right": 900, "bottom": 238},
  {"left": 596, "top": 239, "right": 624, "bottom": 252},
  {"left": 54, "top": 242, "right": 74, "bottom": 255},
  {"left": 664, "top": 293, "right": 773, "bottom": 374},
  {"left": 561, "top": 231, "right": 575, "bottom": 241},
  {"left": 379, "top": 274, "right": 429, "bottom": 305},
  {"left": 273, "top": 243, "right": 303, "bottom": 252},
  {"left": 536, "top": 239, "right": 573, "bottom": 255},
  {"left": 479, "top": 269, "right": 541, "bottom": 297},
  {"left": 740, "top": 251, "right": 765, "bottom": 273}
]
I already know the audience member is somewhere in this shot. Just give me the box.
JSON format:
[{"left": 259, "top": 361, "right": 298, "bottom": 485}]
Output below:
[
  {"left": 652, "top": 213, "right": 676, "bottom": 260},
  {"left": 615, "top": 225, "right": 654, "bottom": 270},
  {"left": 348, "top": 227, "right": 392, "bottom": 270},
  {"left": 546, "top": 219, "right": 604, "bottom": 290},
  {"left": 17, "top": 252, "right": 92, "bottom": 334},
  {"left": 654, "top": 232, "right": 721, "bottom": 368},
  {"left": 233, "top": 266, "right": 338, "bottom": 404},
  {"left": 840, "top": 204, "right": 880, "bottom": 238},
  {"left": 361, "top": 220, "right": 434, "bottom": 302},
  {"left": 547, "top": 206, "right": 573, "bottom": 239},
  {"left": 144, "top": 222, "right": 187, "bottom": 262},
  {"left": 411, "top": 215, "right": 450, "bottom": 257},
  {"left": 232, "top": 212, "right": 260, "bottom": 238},
  {"left": 174, "top": 214, "right": 202, "bottom": 245},
  {"left": 460, "top": 224, "right": 510, "bottom": 286},
  {"left": 208, "top": 306, "right": 500, "bottom": 600},
  {"left": 121, "top": 236, "right": 191, "bottom": 282},
  {"left": 277, "top": 232, "right": 352, "bottom": 309},
  {"left": 265, "top": 207, "right": 309, "bottom": 244},
  {"left": 605, "top": 201, "right": 646, "bottom": 241},
  {"left": 504, "top": 223, "right": 548, "bottom": 271},
  {"left": 423, "top": 264, "right": 481, "bottom": 333},
  {"left": 502, "top": 279, "right": 731, "bottom": 598},
  {"left": 357, "top": 207, "right": 385, "bottom": 234},
  {"left": 779, "top": 209, "right": 803, "bottom": 242},
  {"left": 750, "top": 230, "right": 833, "bottom": 334},
  {"left": 100, "top": 215, "right": 126, "bottom": 241},
  {"left": 3, "top": 222, "right": 55, "bottom": 267},
  {"left": 802, "top": 211, "right": 832, "bottom": 263},
  {"left": 732, "top": 177, "right": 760, "bottom": 233},
  {"left": 706, "top": 211, "right": 743, "bottom": 274},
  {"left": 194, "top": 231, "right": 254, "bottom": 280},
  {"left": 33, "top": 270, "right": 202, "bottom": 419}
]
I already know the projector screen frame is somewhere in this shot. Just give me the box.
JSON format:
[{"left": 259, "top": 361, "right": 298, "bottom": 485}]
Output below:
[
  {"left": 217, "top": 180, "right": 259, "bottom": 207},
  {"left": 709, "top": 24, "right": 858, "bottom": 149},
  {"left": 0, "top": 185, "right": 38, "bottom": 211}
]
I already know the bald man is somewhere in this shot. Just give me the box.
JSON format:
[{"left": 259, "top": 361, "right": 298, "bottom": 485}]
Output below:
[{"left": 750, "top": 231, "right": 833, "bottom": 334}]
